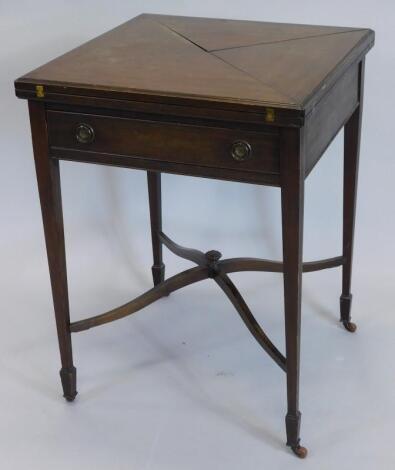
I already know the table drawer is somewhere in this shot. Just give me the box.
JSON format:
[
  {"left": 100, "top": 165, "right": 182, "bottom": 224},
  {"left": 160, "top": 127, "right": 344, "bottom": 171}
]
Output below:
[{"left": 47, "top": 111, "right": 279, "bottom": 175}]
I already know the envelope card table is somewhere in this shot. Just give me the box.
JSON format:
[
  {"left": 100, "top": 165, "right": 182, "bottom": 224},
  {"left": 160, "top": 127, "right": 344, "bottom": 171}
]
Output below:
[{"left": 15, "top": 14, "right": 374, "bottom": 458}]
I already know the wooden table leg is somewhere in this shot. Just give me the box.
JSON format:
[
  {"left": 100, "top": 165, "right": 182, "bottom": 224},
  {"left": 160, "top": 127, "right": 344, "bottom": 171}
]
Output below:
[
  {"left": 341, "top": 60, "right": 365, "bottom": 333},
  {"left": 147, "top": 171, "right": 165, "bottom": 285},
  {"left": 28, "top": 100, "right": 77, "bottom": 402},
  {"left": 280, "top": 127, "right": 307, "bottom": 458}
]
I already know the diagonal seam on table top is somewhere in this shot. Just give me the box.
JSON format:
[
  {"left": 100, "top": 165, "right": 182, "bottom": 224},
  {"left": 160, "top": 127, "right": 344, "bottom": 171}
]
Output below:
[
  {"left": 206, "top": 28, "right": 370, "bottom": 52},
  {"left": 155, "top": 19, "right": 299, "bottom": 105},
  {"left": 209, "top": 51, "right": 299, "bottom": 104},
  {"left": 155, "top": 19, "right": 209, "bottom": 53}
]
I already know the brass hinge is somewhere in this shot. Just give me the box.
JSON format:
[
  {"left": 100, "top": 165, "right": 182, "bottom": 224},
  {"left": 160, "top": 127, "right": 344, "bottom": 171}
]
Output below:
[
  {"left": 265, "top": 108, "right": 275, "bottom": 123},
  {"left": 35, "top": 85, "right": 45, "bottom": 98}
]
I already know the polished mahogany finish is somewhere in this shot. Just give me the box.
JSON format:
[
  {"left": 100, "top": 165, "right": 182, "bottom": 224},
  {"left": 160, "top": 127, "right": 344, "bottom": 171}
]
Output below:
[{"left": 15, "top": 14, "right": 374, "bottom": 458}]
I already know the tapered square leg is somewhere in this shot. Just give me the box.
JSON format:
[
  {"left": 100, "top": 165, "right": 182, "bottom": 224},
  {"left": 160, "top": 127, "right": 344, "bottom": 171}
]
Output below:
[
  {"left": 147, "top": 171, "right": 165, "bottom": 285},
  {"left": 60, "top": 366, "right": 77, "bottom": 402},
  {"left": 280, "top": 127, "right": 307, "bottom": 458},
  {"left": 29, "top": 100, "right": 77, "bottom": 402},
  {"left": 341, "top": 60, "right": 365, "bottom": 333}
]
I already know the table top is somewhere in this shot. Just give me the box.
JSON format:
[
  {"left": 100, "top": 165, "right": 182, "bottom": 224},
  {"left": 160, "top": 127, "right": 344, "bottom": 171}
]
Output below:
[{"left": 15, "top": 14, "right": 374, "bottom": 116}]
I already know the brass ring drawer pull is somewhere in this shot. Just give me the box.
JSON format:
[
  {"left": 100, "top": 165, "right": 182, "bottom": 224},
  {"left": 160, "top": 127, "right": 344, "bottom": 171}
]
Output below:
[
  {"left": 75, "top": 123, "right": 95, "bottom": 144},
  {"left": 231, "top": 141, "right": 252, "bottom": 161}
]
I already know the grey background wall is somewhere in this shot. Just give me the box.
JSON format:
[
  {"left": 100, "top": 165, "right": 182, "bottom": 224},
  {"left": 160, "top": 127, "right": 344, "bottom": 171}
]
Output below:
[{"left": 1, "top": 1, "right": 394, "bottom": 469}]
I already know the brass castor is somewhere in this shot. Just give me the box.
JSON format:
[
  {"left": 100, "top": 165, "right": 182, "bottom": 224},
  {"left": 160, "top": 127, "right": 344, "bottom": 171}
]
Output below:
[
  {"left": 291, "top": 445, "right": 308, "bottom": 458},
  {"left": 342, "top": 320, "right": 357, "bottom": 333}
]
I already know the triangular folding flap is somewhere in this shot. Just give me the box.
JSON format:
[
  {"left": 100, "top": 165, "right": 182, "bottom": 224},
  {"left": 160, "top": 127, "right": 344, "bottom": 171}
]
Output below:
[
  {"left": 214, "top": 30, "right": 370, "bottom": 104},
  {"left": 22, "top": 15, "right": 293, "bottom": 106},
  {"left": 153, "top": 14, "right": 362, "bottom": 52}
]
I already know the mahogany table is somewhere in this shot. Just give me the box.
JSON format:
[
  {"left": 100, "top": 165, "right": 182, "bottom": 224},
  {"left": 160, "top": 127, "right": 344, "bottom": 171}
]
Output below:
[{"left": 15, "top": 14, "right": 374, "bottom": 458}]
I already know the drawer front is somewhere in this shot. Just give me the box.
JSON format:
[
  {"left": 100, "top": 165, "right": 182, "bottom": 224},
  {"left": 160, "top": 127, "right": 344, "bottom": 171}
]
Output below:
[{"left": 47, "top": 111, "right": 279, "bottom": 175}]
